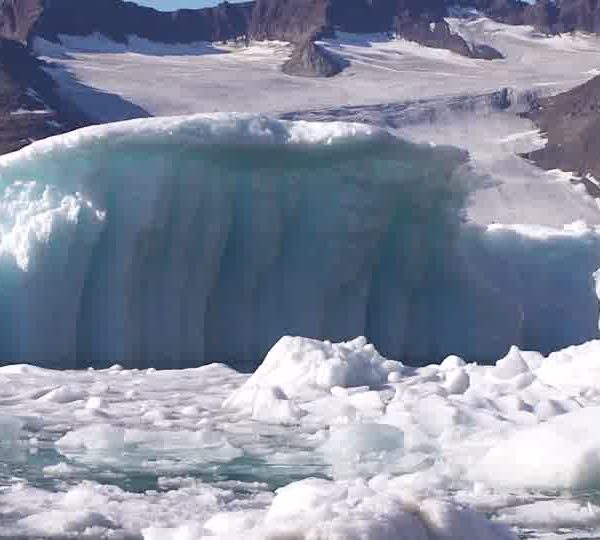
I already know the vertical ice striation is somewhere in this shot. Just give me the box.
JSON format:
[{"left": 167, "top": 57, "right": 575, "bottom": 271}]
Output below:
[{"left": 0, "top": 114, "right": 599, "bottom": 369}]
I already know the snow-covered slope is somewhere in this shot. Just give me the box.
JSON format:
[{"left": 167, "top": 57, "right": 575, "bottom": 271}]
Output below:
[{"left": 32, "top": 19, "right": 600, "bottom": 121}]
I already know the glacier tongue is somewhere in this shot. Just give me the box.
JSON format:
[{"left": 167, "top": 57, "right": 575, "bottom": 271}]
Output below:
[{"left": 0, "top": 113, "right": 598, "bottom": 369}]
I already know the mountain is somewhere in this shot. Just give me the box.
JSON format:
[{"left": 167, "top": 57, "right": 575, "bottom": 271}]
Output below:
[
  {"left": 27, "top": 0, "right": 509, "bottom": 70},
  {"left": 282, "top": 37, "right": 345, "bottom": 77},
  {"left": 0, "top": 37, "right": 80, "bottom": 154},
  {"left": 33, "top": 0, "right": 254, "bottom": 45},
  {"left": 551, "top": 0, "right": 600, "bottom": 33},
  {"left": 10, "top": 0, "right": 600, "bottom": 53}
]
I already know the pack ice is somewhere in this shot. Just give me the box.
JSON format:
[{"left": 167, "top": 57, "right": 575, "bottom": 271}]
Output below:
[
  {"left": 3, "top": 335, "right": 600, "bottom": 538},
  {"left": 0, "top": 114, "right": 599, "bottom": 369}
]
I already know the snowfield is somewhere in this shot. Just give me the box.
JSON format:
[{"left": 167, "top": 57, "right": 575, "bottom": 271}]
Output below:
[
  {"left": 3, "top": 336, "right": 600, "bottom": 538},
  {"left": 33, "top": 19, "right": 600, "bottom": 120}
]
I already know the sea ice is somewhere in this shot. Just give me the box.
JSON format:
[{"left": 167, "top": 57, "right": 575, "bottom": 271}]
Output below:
[{"left": 5, "top": 336, "right": 600, "bottom": 538}]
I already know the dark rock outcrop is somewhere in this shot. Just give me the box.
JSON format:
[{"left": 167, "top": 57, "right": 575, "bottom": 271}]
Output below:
[
  {"left": 0, "top": 39, "right": 77, "bottom": 154},
  {"left": 32, "top": 0, "right": 512, "bottom": 52},
  {"left": 33, "top": 0, "right": 254, "bottom": 45},
  {"left": 282, "top": 37, "right": 345, "bottom": 77},
  {"left": 525, "top": 75, "right": 600, "bottom": 189},
  {"left": 395, "top": 17, "right": 504, "bottom": 59},
  {"left": 250, "top": 0, "right": 332, "bottom": 42},
  {"left": 0, "top": 0, "right": 42, "bottom": 42},
  {"left": 551, "top": 0, "right": 600, "bottom": 33},
  {"left": 523, "top": 0, "right": 560, "bottom": 33}
]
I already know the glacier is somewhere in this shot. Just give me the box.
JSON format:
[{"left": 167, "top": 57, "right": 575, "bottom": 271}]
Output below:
[{"left": 0, "top": 113, "right": 599, "bottom": 369}]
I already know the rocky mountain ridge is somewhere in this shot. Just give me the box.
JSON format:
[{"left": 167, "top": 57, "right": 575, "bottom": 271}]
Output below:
[
  {"left": 525, "top": 75, "right": 600, "bottom": 194},
  {"left": 0, "top": 0, "right": 42, "bottom": 42},
  {"left": 0, "top": 37, "right": 81, "bottom": 155},
  {"left": 28, "top": 0, "right": 600, "bottom": 48}
]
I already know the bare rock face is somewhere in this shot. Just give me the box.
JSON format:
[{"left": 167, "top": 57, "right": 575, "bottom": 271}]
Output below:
[
  {"left": 523, "top": 0, "right": 560, "bottom": 33},
  {"left": 395, "top": 17, "right": 504, "bottom": 59},
  {"left": 552, "top": 0, "right": 600, "bottom": 33},
  {"left": 250, "top": 0, "right": 332, "bottom": 42},
  {"left": 0, "top": 39, "right": 77, "bottom": 154},
  {"left": 33, "top": 0, "right": 254, "bottom": 44},
  {"left": 0, "top": 0, "right": 42, "bottom": 42},
  {"left": 525, "top": 75, "right": 600, "bottom": 191},
  {"left": 282, "top": 38, "right": 345, "bottom": 77}
]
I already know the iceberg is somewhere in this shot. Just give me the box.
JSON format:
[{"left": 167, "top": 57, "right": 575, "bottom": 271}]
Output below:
[{"left": 0, "top": 113, "right": 599, "bottom": 369}]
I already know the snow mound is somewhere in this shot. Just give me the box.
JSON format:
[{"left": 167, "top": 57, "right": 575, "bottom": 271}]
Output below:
[
  {"left": 224, "top": 336, "right": 403, "bottom": 402},
  {"left": 263, "top": 477, "right": 515, "bottom": 540},
  {"left": 477, "top": 407, "right": 600, "bottom": 490}
]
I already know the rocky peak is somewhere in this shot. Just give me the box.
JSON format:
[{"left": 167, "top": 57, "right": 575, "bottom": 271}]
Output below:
[
  {"left": 282, "top": 37, "right": 345, "bottom": 77},
  {"left": 0, "top": 0, "right": 42, "bottom": 42}
]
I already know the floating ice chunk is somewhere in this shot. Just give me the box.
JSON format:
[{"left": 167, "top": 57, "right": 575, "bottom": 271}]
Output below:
[
  {"left": 493, "top": 346, "right": 530, "bottom": 380},
  {"left": 495, "top": 395, "right": 532, "bottom": 414},
  {"left": 321, "top": 423, "right": 405, "bottom": 470},
  {"left": 57, "top": 423, "right": 241, "bottom": 465},
  {"left": 0, "top": 415, "right": 23, "bottom": 447},
  {"left": 56, "top": 424, "right": 125, "bottom": 452},
  {"left": 300, "top": 394, "right": 359, "bottom": 424},
  {"left": 43, "top": 462, "right": 80, "bottom": 477},
  {"left": 348, "top": 390, "right": 386, "bottom": 411},
  {"left": 39, "top": 386, "right": 87, "bottom": 403},
  {"left": 143, "top": 524, "right": 202, "bottom": 540},
  {"left": 477, "top": 407, "right": 600, "bottom": 490},
  {"left": 534, "top": 399, "right": 567, "bottom": 421},
  {"left": 498, "top": 499, "right": 600, "bottom": 530},
  {"left": 537, "top": 340, "right": 600, "bottom": 391},
  {"left": 204, "top": 511, "right": 260, "bottom": 536},
  {"left": 0, "top": 364, "right": 50, "bottom": 375},
  {"left": 519, "top": 350, "right": 545, "bottom": 370},
  {"left": 18, "top": 510, "right": 116, "bottom": 536},
  {"left": 265, "top": 477, "right": 347, "bottom": 524},
  {"left": 141, "top": 408, "right": 170, "bottom": 424},
  {"left": 223, "top": 384, "right": 305, "bottom": 424},
  {"left": 263, "top": 476, "right": 515, "bottom": 539},
  {"left": 440, "top": 355, "right": 466, "bottom": 370},
  {"left": 85, "top": 396, "right": 107, "bottom": 410},
  {"left": 125, "top": 427, "right": 242, "bottom": 461},
  {"left": 445, "top": 368, "right": 470, "bottom": 395},
  {"left": 180, "top": 405, "right": 201, "bottom": 417},
  {"left": 414, "top": 394, "right": 460, "bottom": 437},
  {"left": 419, "top": 499, "right": 516, "bottom": 540},
  {"left": 227, "top": 336, "right": 401, "bottom": 402}
]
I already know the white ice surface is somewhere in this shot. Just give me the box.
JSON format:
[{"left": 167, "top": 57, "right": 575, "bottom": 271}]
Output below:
[{"left": 3, "top": 336, "right": 600, "bottom": 538}]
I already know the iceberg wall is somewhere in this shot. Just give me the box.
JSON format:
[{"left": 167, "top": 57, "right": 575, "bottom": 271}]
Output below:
[{"left": 0, "top": 114, "right": 599, "bottom": 369}]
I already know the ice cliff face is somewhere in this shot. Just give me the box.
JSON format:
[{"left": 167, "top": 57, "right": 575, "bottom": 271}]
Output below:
[{"left": 0, "top": 114, "right": 598, "bottom": 369}]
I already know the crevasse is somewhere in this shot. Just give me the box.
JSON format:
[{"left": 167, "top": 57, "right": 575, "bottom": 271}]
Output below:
[{"left": 0, "top": 114, "right": 598, "bottom": 369}]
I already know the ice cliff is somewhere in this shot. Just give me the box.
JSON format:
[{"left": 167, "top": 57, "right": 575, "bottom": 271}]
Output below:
[{"left": 0, "top": 114, "right": 598, "bottom": 369}]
